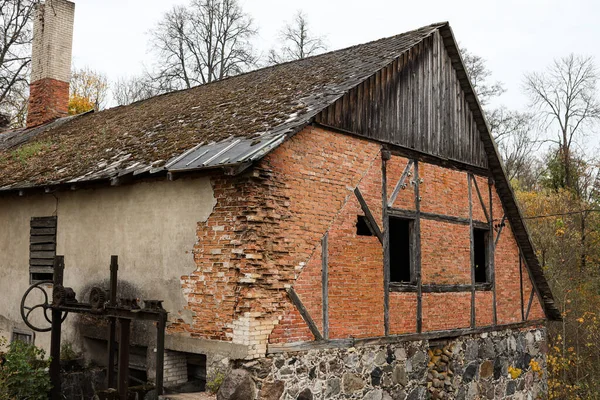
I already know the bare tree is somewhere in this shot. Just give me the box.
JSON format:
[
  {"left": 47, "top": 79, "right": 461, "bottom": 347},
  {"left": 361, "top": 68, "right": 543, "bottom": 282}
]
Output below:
[
  {"left": 461, "top": 47, "right": 505, "bottom": 107},
  {"left": 268, "top": 10, "right": 326, "bottom": 65},
  {"left": 524, "top": 54, "right": 600, "bottom": 190},
  {"left": 69, "top": 67, "right": 109, "bottom": 111},
  {"left": 148, "top": 0, "right": 256, "bottom": 91},
  {"left": 112, "top": 75, "right": 158, "bottom": 106},
  {"left": 460, "top": 47, "right": 539, "bottom": 184},
  {"left": 0, "top": 0, "right": 35, "bottom": 126},
  {"left": 490, "top": 107, "right": 539, "bottom": 185}
]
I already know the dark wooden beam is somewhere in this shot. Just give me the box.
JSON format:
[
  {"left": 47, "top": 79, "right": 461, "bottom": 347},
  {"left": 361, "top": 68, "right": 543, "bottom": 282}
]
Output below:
[
  {"left": 489, "top": 182, "right": 497, "bottom": 326},
  {"left": 389, "top": 283, "right": 492, "bottom": 293},
  {"left": 414, "top": 161, "right": 422, "bottom": 333},
  {"left": 321, "top": 233, "right": 329, "bottom": 340},
  {"left": 472, "top": 176, "right": 490, "bottom": 223},
  {"left": 388, "top": 160, "right": 413, "bottom": 207},
  {"left": 494, "top": 215, "right": 507, "bottom": 247},
  {"left": 526, "top": 286, "right": 535, "bottom": 320},
  {"left": 382, "top": 150, "right": 390, "bottom": 336},
  {"left": 286, "top": 288, "right": 323, "bottom": 341},
  {"left": 354, "top": 187, "right": 383, "bottom": 243},
  {"left": 387, "top": 208, "right": 488, "bottom": 230},
  {"left": 267, "top": 319, "right": 547, "bottom": 353},
  {"left": 468, "top": 173, "right": 476, "bottom": 328},
  {"left": 519, "top": 252, "right": 525, "bottom": 321}
]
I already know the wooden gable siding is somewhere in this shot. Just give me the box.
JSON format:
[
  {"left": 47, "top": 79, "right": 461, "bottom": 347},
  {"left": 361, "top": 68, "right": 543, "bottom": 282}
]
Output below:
[{"left": 315, "top": 30, "right": 487, "bottom": 169}]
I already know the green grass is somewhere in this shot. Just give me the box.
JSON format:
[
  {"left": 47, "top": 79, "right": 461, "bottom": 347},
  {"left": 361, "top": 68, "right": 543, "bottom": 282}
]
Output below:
[{"left": 11, "top": 141, "right": 51, "bottom": 163}]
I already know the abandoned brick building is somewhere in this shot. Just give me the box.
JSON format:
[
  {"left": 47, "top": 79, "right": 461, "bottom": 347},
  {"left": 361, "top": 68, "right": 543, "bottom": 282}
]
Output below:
[{"left": 0, "top": 1, "right": 559, "bottom": 398}]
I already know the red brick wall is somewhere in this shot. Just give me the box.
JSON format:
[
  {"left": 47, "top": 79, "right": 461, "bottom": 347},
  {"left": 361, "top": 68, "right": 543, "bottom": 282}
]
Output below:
[
  {"left": 176, "top": 125, "right": 546, "bottom": 347},
  {"left": 28, "top": 78, "right": 69, "bottom": 127}
]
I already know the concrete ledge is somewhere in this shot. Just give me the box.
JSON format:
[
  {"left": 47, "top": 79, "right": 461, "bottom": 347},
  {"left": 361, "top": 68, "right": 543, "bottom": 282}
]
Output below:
[{"left": 165, "top": 334, "right": 249, "bottom": 359}]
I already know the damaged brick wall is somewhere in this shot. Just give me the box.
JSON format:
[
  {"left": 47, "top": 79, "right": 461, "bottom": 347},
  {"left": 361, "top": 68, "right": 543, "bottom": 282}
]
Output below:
[
  {"left": 178, "top": 126, "right": 382, "bottom": 355},
  {"left": 176, "top": 125, "right": 545, "bottom": 354}
]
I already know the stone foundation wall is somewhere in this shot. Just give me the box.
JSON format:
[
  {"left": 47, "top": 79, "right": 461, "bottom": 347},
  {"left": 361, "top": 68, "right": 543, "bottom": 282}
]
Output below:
[{"left": 225, "top": 326, "right": 547, "bottom": 400}]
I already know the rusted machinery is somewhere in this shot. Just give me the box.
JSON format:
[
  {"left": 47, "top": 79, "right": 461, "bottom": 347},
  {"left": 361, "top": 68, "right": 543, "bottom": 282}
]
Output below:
[{"left": 20, "top": 255, "right": 168, "bottom": 400}]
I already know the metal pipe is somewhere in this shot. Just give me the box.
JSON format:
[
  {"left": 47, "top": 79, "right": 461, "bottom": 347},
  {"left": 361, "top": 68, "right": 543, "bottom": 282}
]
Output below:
[
  {"left": 49, "top": 256, "right": 65, "bottom": 400},
  {"left": 107, "top": 255, "right": 118, "bottom": 388}
]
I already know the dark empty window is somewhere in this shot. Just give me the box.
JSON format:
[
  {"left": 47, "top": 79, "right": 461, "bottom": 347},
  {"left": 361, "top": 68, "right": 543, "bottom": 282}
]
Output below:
[
  {"left": 29, "top": 216, "right": 57, "bottom": 283},
  {"left": 11, "top": 329, "right": 33, "bottom": 344},
  {"left": 356, "top": 215, "right": 373, "bottom": 236},
  {"left": 473, "top": 228, "right": 489, "bottom": 283},
  {"left": 390, "top": 217, "right": 412, "bottom": 283}
]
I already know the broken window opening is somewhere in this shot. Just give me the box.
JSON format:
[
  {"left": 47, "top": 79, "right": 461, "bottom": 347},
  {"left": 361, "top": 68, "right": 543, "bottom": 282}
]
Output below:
[
  {"left": 356, "top": 215, "right": 374, "bottom": 236},
  {"left": 390, "top": 217, "right": 412, "bottom": 283},
  {"left": 473, "top": 228, "right": 489, "bottom": 283}
]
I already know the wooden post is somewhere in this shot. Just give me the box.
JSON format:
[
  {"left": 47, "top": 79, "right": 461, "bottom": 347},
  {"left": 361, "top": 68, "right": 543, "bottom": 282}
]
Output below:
[
  {"left": 107, "top": 255, "right": 118, "bottom": 388},
  {"left": 489, "top": 181, "right": 497, "bottom": 325},
  {"left": 468, "top": 174, "right": 476, "bottom": 328},
  {"left": 117, "top": 318, "right": 131, "bottom": 400},
  {"left": 414, "top": 161, "right": 422, "bottom": 333},
  {"left": 321, "top": 233, "right": 329, "bottom": 340},
  {"left": 49, "top": 256, "right": 65, "bottom": 400},
  {"left": 519, "top": 253, "right": 525, "bottom": 321},
  {"left": 382, "top": 149, "right": 391, "bottom": 336}
]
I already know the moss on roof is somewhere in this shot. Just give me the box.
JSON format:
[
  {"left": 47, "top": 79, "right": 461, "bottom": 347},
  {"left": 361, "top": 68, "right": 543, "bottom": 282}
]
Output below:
[{"left": 0, "top": 23, "right": 444, "bottom": 189}]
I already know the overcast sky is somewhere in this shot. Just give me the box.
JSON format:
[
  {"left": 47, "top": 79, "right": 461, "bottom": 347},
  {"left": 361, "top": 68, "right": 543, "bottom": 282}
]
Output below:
[{"left": 71, "top": 0, "right": 600, "bottom": 120}]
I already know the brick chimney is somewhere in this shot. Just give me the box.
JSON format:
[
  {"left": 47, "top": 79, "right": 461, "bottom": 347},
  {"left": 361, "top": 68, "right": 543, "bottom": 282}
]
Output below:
[{"left": 27, "top": 0, "right": 75, "bottom": 128}]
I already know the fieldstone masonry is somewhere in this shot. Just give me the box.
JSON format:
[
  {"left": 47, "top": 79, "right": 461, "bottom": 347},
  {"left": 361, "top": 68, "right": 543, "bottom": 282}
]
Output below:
[{"left": 219, "top": 327, "right": 547, "bottom": 399}]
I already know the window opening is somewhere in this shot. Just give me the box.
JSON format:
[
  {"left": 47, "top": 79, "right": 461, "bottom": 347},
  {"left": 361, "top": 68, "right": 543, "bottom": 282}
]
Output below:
[
  {"left": 390, "top": 217, "right": 412, "bottom": 283},
  {"left": 473, "top": 228, "right": 489, "bottom": 283},
  {"left": 356, "top": 215, "right": 373, "bottom": 236}
]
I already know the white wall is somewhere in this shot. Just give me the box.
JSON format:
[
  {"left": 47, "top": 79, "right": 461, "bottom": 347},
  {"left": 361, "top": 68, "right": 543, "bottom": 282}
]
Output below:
[{"left": 0, "top": 177, "right": 216, "bottom": 351}]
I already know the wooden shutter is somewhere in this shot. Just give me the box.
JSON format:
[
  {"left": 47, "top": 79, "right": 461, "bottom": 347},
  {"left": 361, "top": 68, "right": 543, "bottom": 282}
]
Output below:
[{"left": 29, "top": 216, "right": 57, "bottom": 283}]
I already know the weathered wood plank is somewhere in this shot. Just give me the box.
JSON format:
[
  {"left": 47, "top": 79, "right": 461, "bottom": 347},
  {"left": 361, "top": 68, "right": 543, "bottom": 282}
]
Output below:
[
  {"left": 519, "top": 252, "right": 525, "bottom": 321},
  {"left": 389, "top": 283, "right": 492, "bottom": 293},
  {"left": 354, "top": 187, "right": 383, "bottom": 243},
  {"left": 30, "top": 258, "right": 55, "bottom": 266},
  {"left": 30, "top": 251, "right": 56, "bottom": 259},
  {"left": 30, "top": 227, "right": 57, "bottom": 236},
  {"left": 286, "top": 288, "right": 323, "bottom": 341},
  {"left": 322, "top": 233, "right": 329, "bottom": 340},
  {"left": 30, "top": 217, "right": 57, "bottom": 228},
  {"left": 30, "top": 243, "right": 56, "bottom": 252},
  {"left": 494, "top": 215, "right": 507, "bottom": 247},
  {"left": 29, "top": 266, "right": 54, "bottom": 274},
  {"left": 525, "top": 287, "right": 535, "bottom": 320},
  {"left": 472, "top": 177, "right": 490, "bottom": 223},
  {"left": 388, "top": 208, "right": 488, "bottom": 230},
  {"left": 382, "top": 151, "right": 391, "bottom": 336},
  {"left": 30, "top": 235, "right": 56, "bottom": 244},
  {"left": 267, "top": 319, "right": 546, "bottom": 354},
  {"left": 414, "top": 161, "right": 422, "bottom": 333},
  {"left": 468, "top": 174, "right": 476, "bottom": 328},
  {"left": 388, "top": 160, "right": 414, "bottom": 207},
  {"left": 489, "top": 181, "right": 497, "bottom": 326}
]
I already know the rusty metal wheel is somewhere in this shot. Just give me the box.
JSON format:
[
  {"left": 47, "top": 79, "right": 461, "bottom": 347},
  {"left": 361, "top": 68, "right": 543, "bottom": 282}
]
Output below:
[{"left": 20, "top": 281, "right": 67, "bottom": 332}]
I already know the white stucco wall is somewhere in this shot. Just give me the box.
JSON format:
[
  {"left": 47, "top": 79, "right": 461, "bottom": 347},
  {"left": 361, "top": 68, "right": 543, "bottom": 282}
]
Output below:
[{"left": 0, "top": 177, "right": 216, "bottom": 351}]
